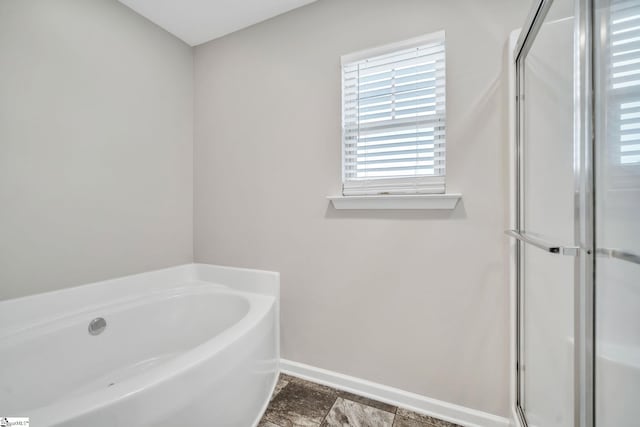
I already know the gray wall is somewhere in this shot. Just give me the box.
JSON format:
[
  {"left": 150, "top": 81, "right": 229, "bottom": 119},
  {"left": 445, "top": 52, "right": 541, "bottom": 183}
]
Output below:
[
  {"left": 194, "top": 0, "right": 528, "bottom": 417},
  {"left": 0, "top": 0, "right": 194, "bottom": 299}
]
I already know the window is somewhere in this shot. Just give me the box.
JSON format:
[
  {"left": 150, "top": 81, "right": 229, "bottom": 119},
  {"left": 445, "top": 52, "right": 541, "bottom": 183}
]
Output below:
[{"left": 341, "top": 32, "right": 446, "bottom": 196}]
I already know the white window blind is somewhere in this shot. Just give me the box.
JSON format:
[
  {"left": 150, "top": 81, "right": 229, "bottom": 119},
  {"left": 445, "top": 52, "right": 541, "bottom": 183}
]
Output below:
[
  {"left": 341, "top": 32, "right": 446, "bottom": 196},
  {"left": 611, "top": 1, "right": 640, "bottom": 170}
]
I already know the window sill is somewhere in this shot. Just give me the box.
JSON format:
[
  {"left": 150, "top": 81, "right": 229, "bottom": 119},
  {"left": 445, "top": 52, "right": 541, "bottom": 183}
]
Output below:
[{"left": 327, "top": 194, "right": 462, "bottom": 210}]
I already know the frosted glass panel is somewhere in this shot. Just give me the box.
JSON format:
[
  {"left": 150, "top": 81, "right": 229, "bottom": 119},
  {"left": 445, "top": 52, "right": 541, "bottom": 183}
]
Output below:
[
  {"left": 594, "top": 1, "right": 640, "bottom": 425},
  {"left": 523, "top": 12, "right": 574, "bottom": 244},
  {"left": 521, "top": 247, "right": 574, "bottom": 427},
  {"left": 519, "top": 1, "right": 575, "bottom": 426}
]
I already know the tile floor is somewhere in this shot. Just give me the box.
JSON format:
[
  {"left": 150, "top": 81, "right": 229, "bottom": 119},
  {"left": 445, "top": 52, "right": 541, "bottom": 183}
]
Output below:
[{"left": 259, "top": 374, "right": 462, "bottom": 427}]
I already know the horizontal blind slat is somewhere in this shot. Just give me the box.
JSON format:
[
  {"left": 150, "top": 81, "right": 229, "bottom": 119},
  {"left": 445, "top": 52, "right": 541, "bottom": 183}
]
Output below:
[
  {"left": 345, "top": 116, "right": 445, "bottom": 134},
  {"left": 346, "top": 148, "right": 438, "bottom": 159}
]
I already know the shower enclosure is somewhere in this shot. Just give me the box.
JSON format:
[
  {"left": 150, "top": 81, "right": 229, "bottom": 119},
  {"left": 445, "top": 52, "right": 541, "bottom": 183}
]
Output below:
[{"left": 510, "top": 0, "right": 640, "bottom": 426}]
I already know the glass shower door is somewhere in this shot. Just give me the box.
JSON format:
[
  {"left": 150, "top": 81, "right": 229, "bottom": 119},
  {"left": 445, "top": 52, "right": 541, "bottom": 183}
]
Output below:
[
  {"left": 514, "top": 0, "right": 639, "bottom": 425},
  {"left": 594, "top": 1, "right": 640, "bottom": 425},
  {"left": 514, "top": 0, "right": 577, "bottom": 426}
]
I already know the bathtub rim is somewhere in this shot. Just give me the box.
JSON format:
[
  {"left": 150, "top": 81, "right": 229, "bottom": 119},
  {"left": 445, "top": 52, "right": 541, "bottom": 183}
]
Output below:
[{"left": 0, "top": 263, "right": 279, "bottom": 330}]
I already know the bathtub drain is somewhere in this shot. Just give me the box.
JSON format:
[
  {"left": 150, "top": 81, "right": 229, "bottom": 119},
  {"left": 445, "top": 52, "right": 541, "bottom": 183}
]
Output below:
[{"left": 88, "top": 317, "right": 107, "bottom": 335}]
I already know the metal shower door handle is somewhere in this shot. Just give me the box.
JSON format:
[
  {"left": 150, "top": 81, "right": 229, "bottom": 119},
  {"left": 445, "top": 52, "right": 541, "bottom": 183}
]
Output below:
[
  {"left": 506, "top": 229, "right": 579, "bottom": 256},
  {"left": 596, "top": 248, "right": 640, "bottom": 265}
]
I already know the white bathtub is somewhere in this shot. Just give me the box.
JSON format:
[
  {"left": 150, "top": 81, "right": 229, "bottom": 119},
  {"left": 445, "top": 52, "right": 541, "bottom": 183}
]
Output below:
[{"left": 0, "top": 263, "right": 280, "bottom": 427}]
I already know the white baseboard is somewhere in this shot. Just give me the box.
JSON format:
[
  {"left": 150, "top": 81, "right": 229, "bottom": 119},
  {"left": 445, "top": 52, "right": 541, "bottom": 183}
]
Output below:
[{"left": 280, "top": 359, "right": 511, "bottom": 427}]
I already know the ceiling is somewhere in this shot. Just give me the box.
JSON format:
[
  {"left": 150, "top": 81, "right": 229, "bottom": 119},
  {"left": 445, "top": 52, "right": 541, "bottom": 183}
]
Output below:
[{"left": 118, "top": 0, "right": 318, "bottom": 46}]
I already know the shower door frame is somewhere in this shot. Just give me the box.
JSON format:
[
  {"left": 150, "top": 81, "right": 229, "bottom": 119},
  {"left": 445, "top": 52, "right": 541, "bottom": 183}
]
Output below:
[{"left": 511, "top": 0, "right": 596, "bottom": 426}]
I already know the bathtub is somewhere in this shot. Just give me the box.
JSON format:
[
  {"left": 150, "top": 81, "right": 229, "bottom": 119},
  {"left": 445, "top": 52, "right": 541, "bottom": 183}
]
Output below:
[{"left": 0, "top": 263, "right": 280, "bottom": 427}]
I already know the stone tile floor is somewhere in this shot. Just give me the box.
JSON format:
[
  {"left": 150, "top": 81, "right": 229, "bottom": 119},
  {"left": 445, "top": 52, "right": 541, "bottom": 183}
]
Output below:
[{"left": 259, "top": 374, "right": 462, "bottom": 427}]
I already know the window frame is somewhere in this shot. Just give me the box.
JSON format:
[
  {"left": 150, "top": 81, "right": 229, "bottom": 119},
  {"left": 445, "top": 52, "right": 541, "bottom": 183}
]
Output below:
[{"left": 340, "top": 31, "right": 447, "bottom": 197}]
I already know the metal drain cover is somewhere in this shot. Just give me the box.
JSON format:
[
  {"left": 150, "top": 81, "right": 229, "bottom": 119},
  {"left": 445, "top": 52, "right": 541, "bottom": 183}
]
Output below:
[{"left": 88, "top": 317, "right": 107, "bottom": 335}]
